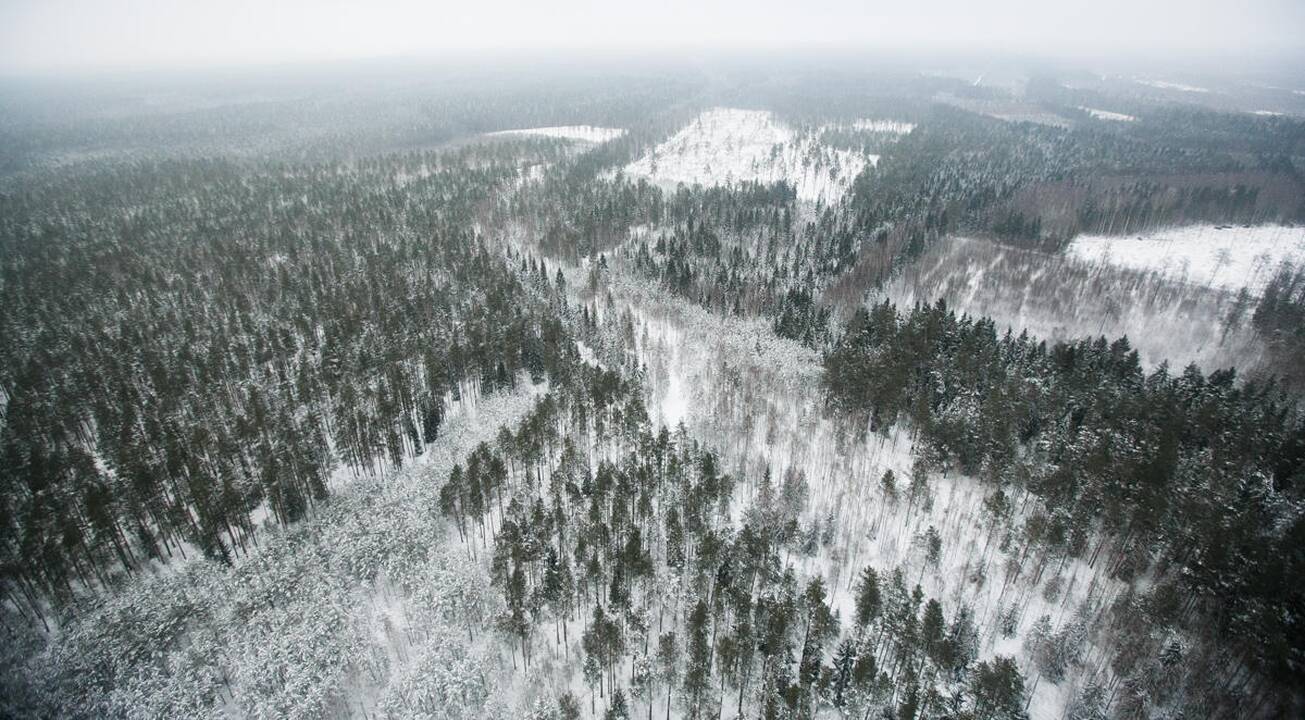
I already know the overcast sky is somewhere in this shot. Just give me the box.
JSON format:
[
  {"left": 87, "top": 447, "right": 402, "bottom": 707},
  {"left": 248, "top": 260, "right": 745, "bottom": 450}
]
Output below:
[{"left": 2, "top": 0, "right": 1303, "bottom": 74}]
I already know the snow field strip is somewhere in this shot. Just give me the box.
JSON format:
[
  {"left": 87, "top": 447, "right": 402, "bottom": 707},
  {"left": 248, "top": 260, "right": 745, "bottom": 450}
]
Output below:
[
  {"left": 487, "top": 126, "right": 626, "bottom": 143},
  {"left": 1067, "top": 224, "right": 1305, "bottom": 295},
  {"left": 1078, "top": 106, "right": 1136, "bottom": 122},
  {"left": 623, "top": 108, "right": 874, "bottom": 204}
]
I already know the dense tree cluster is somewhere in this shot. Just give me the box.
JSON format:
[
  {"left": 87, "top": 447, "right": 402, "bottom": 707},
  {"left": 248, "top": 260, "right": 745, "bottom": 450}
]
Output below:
[
  {"left": 0, "top": 144, "right": 580, "bottom": 615},
  {"left": 1253, "top": 262, "right": 1305, "bottom": 386},
  {"left": 824, "top": 299, "right": 1305, "bottom": 713},
  {"left": 433, "top": 351, "right": 1032, "bottom": 720},
  {"left": 1, "top": 385, "right": 535, "bottom": 718},
  {"left": 627, "top": 185, "right": 801, "bottom": 312}
]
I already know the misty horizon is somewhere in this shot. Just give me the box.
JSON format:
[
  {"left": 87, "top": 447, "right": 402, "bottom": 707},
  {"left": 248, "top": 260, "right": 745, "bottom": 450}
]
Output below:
[{"left": 3, "top": 0, "right": 1305, "bottom": 76}]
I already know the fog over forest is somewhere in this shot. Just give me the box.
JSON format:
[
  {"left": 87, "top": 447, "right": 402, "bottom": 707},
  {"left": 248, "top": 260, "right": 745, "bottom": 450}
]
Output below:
[
  {"left": 2, "top": 2, "right": 1304, "bottom": 720},
  {"left": 4, "top": 0, "right": 1305, "bottom": 71}
]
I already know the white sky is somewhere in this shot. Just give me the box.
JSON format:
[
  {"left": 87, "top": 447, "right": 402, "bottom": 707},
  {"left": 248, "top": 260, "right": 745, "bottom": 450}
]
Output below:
[{"left": 1, "top": 0, "right": 1303, "bottom": 74}]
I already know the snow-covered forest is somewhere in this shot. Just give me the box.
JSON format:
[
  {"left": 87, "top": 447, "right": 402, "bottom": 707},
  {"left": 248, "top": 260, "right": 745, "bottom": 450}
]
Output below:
[{"left": 2, "top": 56, "right": 1304, "bottom": 720}]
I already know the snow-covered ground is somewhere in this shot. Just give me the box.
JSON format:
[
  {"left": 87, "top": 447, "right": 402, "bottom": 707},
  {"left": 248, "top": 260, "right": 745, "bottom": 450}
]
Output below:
[
  {"left": 1078, "top": 106, "right": 1136, "bottom": 122},
  {"left": 850, "top": 119, "right": 916, "bottom": 134},
  {"left": 1067, "top": 224, "right": 1305, "bottom": 294},
  {"left": 574, "top": 339, "right": 603, "bottom": 369},
  {"left": 935, "top": 93, "right": 1071, "bottom": 128},
  {"left": 487, "top": 125, "right": 626, "bottom": 143},
  {"left": 623, "top": 108, "right": 875, "bottom": 204},
  {"left": 1136, "top": 79, "right": 1210, "bottom": 94},
  {"left": 884, "top": 235, "right": 1265, "bottom": 372},
  {"left": 578, "top": 261, "right": 1124, "bottom": 719}
]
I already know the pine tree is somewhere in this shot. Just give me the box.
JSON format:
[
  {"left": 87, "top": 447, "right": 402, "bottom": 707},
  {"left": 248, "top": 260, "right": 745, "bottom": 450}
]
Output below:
[
  {"left": 682, "top": 601, "right": 713, "bottom": 719},
  {"left": 605, "top": 689, "right": 630, "bottom": 720},
  {"left": 855, "top": 566, "right": 882, "bottom": 630},
  {"left": 832, "top": 638, "right": 857, "bottom": 708},
  {"left": 971, "top": 656, "right": 1026, "bottom": 720},
  {"left": 921, "top": 599, "right": 946, "bottom": 665},
  {"left": 657, "top": 632, "right": 678, "bottom": 720}
]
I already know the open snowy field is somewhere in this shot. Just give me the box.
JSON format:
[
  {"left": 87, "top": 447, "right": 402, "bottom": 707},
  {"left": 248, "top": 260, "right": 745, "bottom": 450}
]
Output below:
[
  {"left": 487, "top": 125, "right": 626, "bottom": 143},
  {"left": 1135, "top": 79, "right": 1211, "bottom": 94},
  {"left": 1067, "top": 224, "right": 1305, "bottom": 294},
  {"left": 884, "top": 235, "right": 1265, "bottom": 372},
  {"left": 1078, "top": 106, "right": 1136, "bottom": 122},
  {"left": 623, "top": 108, "right": 875, "bottom": 204}
]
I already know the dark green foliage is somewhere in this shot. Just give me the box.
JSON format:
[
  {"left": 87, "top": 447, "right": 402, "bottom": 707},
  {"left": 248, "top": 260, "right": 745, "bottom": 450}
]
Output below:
[
  {"left": 971, "top": 656, "right": 1027, "bottom": 720},
  {"left": 1253, "top": 262, "right": 1305, "bottom": 389},
  {"left": 855, "top": 565, "right": 882, "bottom": 629},
  {"left": 824, "top": 298, "right": 1305, "bottom": 694},
  {"left": 0, "top": 149, "right": 581, "bottom": 607}
]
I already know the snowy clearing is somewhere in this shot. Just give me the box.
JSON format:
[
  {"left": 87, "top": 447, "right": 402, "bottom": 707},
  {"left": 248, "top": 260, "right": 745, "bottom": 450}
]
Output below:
[
  {"left": 623, "top": 108, "right": 875, "bottom": 204},
  {"left": 885, "top": 235, "right": 1265, "bottom": 372},
  {"left": 1067, "top": 224, "right": 1305, "bottom": 294},
  {"left": 486, "top": 125, "right": 626, "bottom": 143},
  {"left": 1078, "top": 106, "right": 1136, "bottom": 122}
]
